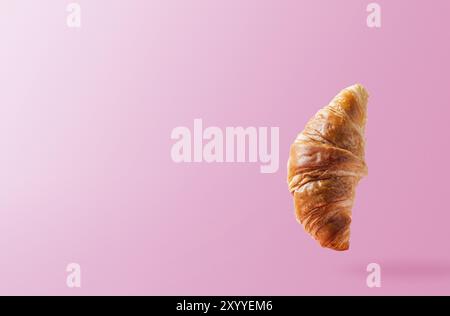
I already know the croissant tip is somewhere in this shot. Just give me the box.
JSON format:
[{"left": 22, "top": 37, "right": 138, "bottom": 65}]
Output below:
[
  {"left": 319, "top": 239, "right": 350, "bottom": 251},
  {"left": 332, "top": 243, "right": 350, "bottom": 251},
  {"left": 321, "top": 241, "right": 349, "bottom": 251},
  {"left": 349, "top": 82, "right": 366, "bottom": 90},
  {"left": 347, "top": 83, "right": 369, "bottom": 105}
]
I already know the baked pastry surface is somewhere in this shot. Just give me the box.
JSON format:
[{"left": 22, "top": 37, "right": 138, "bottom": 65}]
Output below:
[{"left": 287, "top": 84, "right": 368, "bottom": 251}]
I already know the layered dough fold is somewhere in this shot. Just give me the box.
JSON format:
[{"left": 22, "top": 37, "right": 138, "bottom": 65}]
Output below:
[{"left": 288, "top": 84, "right": 368, "bottom": 251}]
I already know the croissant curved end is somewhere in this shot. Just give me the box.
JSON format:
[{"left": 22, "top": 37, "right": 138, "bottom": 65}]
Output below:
[
  {"left": 347, "top": 83, "right": 369, "bottom": 107},
  {"left": 288, "top": 83, "right": 369, "bottom": 251}
]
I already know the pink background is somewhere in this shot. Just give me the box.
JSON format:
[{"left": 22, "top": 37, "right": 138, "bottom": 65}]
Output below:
[{"left": 0, "top": 0, "right": 449, "bottom": 295}]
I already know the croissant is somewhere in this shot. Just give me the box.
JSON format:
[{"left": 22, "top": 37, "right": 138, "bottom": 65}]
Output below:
[{"left": 287, "top": 84, "right": 368, "bottom": 251}]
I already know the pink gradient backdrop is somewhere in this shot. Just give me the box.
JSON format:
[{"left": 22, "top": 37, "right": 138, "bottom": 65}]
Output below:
[{"left": 0, "top": 0, "right": 449, "bottom": 295}]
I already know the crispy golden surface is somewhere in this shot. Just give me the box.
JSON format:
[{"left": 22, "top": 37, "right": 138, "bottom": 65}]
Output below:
[{"left": 287, "top": 84, "right": 368, "bottom": 251}]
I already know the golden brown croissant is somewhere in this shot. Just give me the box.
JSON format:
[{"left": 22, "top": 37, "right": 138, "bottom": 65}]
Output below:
[{"left": 287, "top": 84, "right": 368, "bottom": 251}]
